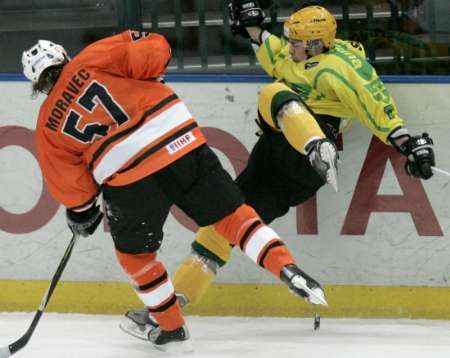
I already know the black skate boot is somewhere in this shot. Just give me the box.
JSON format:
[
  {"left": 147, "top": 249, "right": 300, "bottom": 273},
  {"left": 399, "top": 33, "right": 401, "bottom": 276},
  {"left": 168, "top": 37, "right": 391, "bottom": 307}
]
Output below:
[
  {"left": 281, "top": 264, "right": 328, "bottom": 305},
  {"left": 148, "top": 324, "right": 193, "bottom": 353}
]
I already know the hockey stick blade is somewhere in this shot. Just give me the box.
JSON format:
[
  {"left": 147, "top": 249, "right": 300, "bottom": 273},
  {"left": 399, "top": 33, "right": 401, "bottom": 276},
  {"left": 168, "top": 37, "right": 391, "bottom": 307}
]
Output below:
[
  {"left": 0, "top": 233, "right": 79, "bottom": 357},
  {"left": 432, "top": 166, "right": 450, "bottom": 178}
]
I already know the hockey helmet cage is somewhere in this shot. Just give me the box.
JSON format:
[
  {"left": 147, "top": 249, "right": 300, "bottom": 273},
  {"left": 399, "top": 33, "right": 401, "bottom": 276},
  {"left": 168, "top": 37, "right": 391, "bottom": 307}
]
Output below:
[
  {"left": 284, "top": 6, "right": 337, "bottom": 48},
  {"left": 22, "top": 40, "right": 69, "bottom": 83}
]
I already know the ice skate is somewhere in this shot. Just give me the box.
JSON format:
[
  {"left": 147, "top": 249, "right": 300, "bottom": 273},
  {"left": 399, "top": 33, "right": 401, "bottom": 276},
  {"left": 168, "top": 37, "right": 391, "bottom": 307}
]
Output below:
[
  {"left": 119, "top": 293, "right": 189, "bottom": 341},
  {"left": 119, "top": 309, "right": 158, "bottom": 341},
  {"left": 148, "top": 325, "right": 193, "bottom": 353},
  {"left": 307, "top": 138, "right": 339, "bottom": 192},
  {"left": 281, "top": 264, "right": 328, "bottom": 306}
]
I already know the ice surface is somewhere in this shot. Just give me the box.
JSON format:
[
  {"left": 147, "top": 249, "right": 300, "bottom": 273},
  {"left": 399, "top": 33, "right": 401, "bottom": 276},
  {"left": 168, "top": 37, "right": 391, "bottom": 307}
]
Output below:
[{"left": 1, "top": 313, "right": 450, "bottom": 358}]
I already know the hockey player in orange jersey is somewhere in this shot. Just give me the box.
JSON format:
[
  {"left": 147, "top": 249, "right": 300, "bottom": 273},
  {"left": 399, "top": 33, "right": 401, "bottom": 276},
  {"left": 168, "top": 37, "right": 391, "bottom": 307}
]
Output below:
[{"left": 22, "top": 30, "right": 327, "bottom": 353}]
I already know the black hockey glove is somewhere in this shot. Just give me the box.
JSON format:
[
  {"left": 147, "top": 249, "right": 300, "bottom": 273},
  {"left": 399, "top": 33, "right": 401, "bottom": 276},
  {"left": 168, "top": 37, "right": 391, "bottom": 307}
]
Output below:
[
  {"left": 66, "top": 204, "right": 103, "bottom": 237},
  {"left": 397, "top": 133, "right": 435, "bottom": 180},
  {"left": 228, "top": 0, "right": 265, "bottom": 38}
]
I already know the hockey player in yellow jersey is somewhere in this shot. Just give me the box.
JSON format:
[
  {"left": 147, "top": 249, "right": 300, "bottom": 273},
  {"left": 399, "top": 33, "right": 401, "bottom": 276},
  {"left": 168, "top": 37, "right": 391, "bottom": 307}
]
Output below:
[{"left": 121, "top": 1, "right": 436, "bottom": 337}]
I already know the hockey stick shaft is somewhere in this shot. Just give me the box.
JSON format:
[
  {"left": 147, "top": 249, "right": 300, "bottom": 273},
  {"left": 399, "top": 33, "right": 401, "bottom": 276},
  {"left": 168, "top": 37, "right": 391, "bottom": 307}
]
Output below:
[
  {"left": 432, "top": 166, "right": 450, "bottom": 178},
  {"left": 0, "top": 233, "right": 79, "bottom": 358}
]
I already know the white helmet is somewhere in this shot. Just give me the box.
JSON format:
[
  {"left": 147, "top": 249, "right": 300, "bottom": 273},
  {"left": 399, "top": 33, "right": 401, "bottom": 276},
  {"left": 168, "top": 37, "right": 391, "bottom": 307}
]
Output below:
[{"left": 22, "top": 40, "right": 69, "bottom": 83}]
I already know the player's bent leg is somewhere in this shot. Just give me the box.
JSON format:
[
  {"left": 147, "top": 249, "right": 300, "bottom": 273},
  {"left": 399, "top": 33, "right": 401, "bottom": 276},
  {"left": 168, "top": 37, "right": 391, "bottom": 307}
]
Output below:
[
  {"left": 115, "top": 250, "right": 192, "bottom": 353},
  {"left": 258, "top": 82, "right": 324, "bottom": 153},
  {"left": 258, "top": 82, "right": 339, "bottom": 192},
  {"left": 214, "top": 204, "right": 327, "bottom": 305}
]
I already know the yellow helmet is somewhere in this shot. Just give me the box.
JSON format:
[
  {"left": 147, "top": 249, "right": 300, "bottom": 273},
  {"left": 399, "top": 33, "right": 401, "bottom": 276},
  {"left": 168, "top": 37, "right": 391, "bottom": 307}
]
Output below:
[{"left": 284, "top": 6, "right": 337, "bottom": 48}]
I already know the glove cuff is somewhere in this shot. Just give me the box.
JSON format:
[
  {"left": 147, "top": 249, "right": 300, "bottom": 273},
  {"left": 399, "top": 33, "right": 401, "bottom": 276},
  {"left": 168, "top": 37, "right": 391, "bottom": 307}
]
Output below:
[
  {"left": 67, "top": 205, "right": 99, "bottom": 224},
  {"left": 388, "top": 127, "right": 410, "bottom": 155}
]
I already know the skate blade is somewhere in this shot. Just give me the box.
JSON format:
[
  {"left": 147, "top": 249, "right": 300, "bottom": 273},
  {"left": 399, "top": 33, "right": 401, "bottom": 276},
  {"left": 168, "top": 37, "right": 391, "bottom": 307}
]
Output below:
[
  {"left": 308, "top": 287, "right": 328, "bottom": 306},
  {"left": 152, "top": 340, "right": 194, "bottom": 354},
  {"left": 119, "top": 318, "right": 153, "bottom": 341},
  {"left": 320, "top": 143, "right": 338, "bottom": 192},
  {"left": 292, "top": 276, "right": 328, "bottom": 306}
]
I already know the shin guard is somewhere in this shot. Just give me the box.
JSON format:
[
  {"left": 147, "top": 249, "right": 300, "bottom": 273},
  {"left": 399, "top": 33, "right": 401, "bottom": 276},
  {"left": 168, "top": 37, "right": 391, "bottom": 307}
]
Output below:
[
  {"left": 172, "top": 254, "right": 216, "bottom": 305},
  {"left": 171, "top": 226, "right": 231, "bottom": 305}
]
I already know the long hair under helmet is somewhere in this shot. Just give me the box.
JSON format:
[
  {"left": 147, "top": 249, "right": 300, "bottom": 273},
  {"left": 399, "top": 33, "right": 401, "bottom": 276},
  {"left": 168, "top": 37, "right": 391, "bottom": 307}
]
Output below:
[
  {"left": 22, "top": 40, "right": 69, "bottom": 83},
  {"left": 22, "top": 40, "right": 69, "bottom": 94}
]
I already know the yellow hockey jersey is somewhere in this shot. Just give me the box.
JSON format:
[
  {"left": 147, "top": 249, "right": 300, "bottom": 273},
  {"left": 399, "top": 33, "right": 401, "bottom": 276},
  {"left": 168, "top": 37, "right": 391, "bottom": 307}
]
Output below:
[{"left": 256, "top": 37, "right": 404, "bottom": 143}]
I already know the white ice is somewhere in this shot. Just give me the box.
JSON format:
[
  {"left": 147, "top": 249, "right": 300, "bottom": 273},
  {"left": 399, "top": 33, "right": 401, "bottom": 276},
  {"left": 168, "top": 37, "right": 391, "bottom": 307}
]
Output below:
[{"left": 1, "top": 313, "right": 450, "bottom": 358}]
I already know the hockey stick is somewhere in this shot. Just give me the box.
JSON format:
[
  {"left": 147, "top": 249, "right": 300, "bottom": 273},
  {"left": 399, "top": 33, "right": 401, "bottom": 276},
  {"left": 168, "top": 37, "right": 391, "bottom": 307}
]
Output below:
[
  {"left": 432, "top": 166, "right": 450, "bottom": 178},
  {"left": 0, "top": 233, "right": 79, "bottom": 358}
]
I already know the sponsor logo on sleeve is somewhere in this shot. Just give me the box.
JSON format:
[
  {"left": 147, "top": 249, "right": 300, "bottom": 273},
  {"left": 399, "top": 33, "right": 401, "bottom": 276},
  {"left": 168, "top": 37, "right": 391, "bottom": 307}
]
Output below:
[{"left": 166, "top": 131, "right": 196, "bottom": 154}]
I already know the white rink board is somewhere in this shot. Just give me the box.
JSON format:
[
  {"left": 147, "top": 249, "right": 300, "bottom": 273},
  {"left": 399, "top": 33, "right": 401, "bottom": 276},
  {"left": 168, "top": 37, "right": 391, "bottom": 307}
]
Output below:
[{"left": 0, "top": 80, "right": 450, "bottom": 286}]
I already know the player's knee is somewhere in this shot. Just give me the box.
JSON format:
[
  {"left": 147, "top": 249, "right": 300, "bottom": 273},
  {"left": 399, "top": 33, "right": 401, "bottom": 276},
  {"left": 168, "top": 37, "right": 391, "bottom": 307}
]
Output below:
[
  {"left": 112, "top": 230, "right": 163, "bottom": 255},
  {"left": 213, "top": 204, "right": 262, "bottom": 246},
  {"left": 115, "top": 250, "right": 159, "bottom": 277},
  {"left": 258, "top": 83, "right": 301, "bottom": 128}
]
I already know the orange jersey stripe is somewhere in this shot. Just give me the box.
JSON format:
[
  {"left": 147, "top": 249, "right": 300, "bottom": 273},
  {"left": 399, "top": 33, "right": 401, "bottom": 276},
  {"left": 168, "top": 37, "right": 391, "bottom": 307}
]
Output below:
[
  {"left": 90, "top": 101, "right": 205, "bottom": 184},
  {"left": 107, "top": 125, "right": 205, "bottom": 186},
  {"left": 87, "top": 94, "right": 180, "bottom": 171}
]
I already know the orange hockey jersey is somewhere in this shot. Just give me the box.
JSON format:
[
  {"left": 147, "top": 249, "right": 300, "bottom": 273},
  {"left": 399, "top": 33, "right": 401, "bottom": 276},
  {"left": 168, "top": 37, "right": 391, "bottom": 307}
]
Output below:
[{"left": 35, "top": 31, "right": 206, "bottom": 209}]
